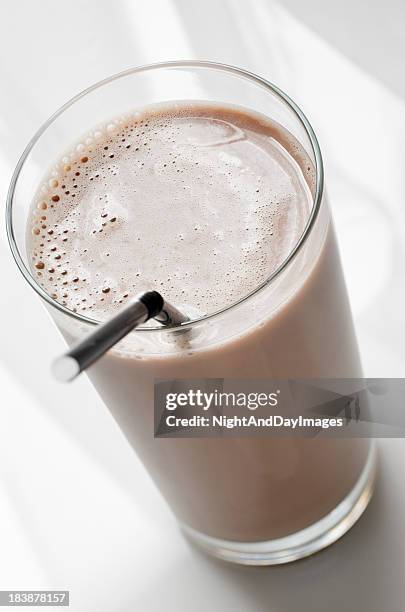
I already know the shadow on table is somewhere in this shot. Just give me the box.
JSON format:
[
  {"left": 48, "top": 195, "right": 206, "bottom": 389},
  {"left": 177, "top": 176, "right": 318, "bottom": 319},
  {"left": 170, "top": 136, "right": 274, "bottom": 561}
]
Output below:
[{"left": 129, "top": 455, "right": 401, "bottom": 612}]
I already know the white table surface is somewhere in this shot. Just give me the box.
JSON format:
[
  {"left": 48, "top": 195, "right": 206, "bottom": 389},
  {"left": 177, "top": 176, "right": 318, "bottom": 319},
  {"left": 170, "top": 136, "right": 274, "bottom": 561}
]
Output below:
[{"left": 1, "top": 1, "right": 404, "bottom": 610}]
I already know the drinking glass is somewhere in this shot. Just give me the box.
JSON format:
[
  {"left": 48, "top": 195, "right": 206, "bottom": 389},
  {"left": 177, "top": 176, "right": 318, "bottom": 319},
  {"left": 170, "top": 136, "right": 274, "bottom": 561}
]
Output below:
[{"left": 6, "top": 61, "right": 376, "bottom": 565}]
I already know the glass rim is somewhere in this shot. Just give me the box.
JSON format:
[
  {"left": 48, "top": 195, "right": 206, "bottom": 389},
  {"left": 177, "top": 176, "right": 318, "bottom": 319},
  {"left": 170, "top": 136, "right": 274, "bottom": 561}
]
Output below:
[{"left": 5, "top": 60, "right": 324, "bottom": 333}]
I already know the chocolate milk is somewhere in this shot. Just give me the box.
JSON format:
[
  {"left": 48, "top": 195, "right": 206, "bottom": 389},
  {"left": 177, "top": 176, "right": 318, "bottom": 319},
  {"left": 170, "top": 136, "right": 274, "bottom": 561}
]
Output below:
[{"left": 27, "top": 103, "right": 371, "bottom": 543}]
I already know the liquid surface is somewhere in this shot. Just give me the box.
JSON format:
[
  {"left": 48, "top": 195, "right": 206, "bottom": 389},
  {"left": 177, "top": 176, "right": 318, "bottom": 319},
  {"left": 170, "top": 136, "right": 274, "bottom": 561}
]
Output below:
[{"left": 27, "top": 103, "right": 313, "bottom": 320}]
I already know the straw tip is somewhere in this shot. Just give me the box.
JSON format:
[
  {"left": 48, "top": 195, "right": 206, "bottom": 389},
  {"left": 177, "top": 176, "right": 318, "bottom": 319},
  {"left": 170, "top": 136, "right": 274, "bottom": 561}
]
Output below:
[
  {"left": 139, "top": 290, "right": 164, "bottom": 318},
  {"left": 52, "top": 355, "right": 80, "bottom": 382}
]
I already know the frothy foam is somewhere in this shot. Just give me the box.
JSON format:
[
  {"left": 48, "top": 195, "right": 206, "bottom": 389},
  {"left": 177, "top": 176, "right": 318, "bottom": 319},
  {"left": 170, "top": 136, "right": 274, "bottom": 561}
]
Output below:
[{"left": 27, "top": 103, "right": 314, "bottom": 320}]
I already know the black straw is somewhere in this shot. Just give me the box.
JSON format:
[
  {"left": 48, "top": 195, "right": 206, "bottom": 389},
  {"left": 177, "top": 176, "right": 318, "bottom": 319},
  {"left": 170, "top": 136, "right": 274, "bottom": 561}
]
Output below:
[{"left": 52, "top": 291, "right": 188, "bottom": 382}]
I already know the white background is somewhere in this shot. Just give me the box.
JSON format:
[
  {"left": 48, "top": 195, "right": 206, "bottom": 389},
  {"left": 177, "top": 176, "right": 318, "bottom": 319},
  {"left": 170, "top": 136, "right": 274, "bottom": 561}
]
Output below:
[{"left": 1, "top": 1, "right": 405, "bottom": 610}]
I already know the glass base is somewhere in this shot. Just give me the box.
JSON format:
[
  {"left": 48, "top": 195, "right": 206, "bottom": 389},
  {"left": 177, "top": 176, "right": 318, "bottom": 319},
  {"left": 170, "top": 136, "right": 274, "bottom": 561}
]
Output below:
[{"left": 181, "top": 442, "right": 377, "bottom": 566}]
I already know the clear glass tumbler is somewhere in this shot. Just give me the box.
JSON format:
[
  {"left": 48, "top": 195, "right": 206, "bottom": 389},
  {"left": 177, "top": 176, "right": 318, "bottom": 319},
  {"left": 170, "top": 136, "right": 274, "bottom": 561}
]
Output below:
[{"left": 6, "top": 61, "right": 376, "bottom": 565}]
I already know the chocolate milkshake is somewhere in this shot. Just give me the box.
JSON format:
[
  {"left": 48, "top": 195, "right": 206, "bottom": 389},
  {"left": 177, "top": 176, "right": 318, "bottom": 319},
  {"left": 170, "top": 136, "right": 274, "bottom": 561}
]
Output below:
[{"left": 25, "top": 101, "right": 374, "bottom": 563}]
